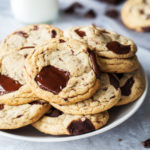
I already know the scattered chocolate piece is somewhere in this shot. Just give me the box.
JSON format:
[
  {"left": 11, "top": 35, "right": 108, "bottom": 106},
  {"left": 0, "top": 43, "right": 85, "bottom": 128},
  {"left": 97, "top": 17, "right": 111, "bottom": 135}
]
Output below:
[
  {"left": 118, "top": 138, "right": 123, "bottom": 142},
  {"left": 108, "top": 74, "right": 119, "bottom": 89},
  {"left": 16, "top": 115, "right": 23, "bottom": 118},
  {"left": 98, "top": 0, "right": 125, "bottom": 5},
  {"left": 67, "top": 118, "right": 95, "bottom": 135},
  {"left": 35, "top": 65, "right": 70, "bottom": 95},
  {"left": 142, "top": 27, "right": 150, "bottom": 32},
  {"left": 15, "top": 31, "right": 29, "bottom": 38},
  {"left": 88, "top": 49, "right": 101, "bottom": 78},
  {"left": 105, "top": 9, "right": 119, "bottom": 19},
  {"left": 59, "top": 39, "right": 66, "bottom": 43},
  {"left": 0, "top": 104, "right": 4, "bottom": 110},
  {"left": 20, "top": 46, "right": 35, "bottom": 50},
  {"left": 46, "top": 107, "right": 62, "bottom": 117},
  {"left": 51, "top": 30, "right": 57, "bottom": 38},
  {"left": 106, "top": 41, "right": 131, "bottom": 54},
  {"left": 0, "top": 74, "right": 22, "bottom": 95},
  {"left": 142, "top": 139, "right": 150, "bottom": 148},
  {"left": 75, "top": 29, "right": 86, "bottom": 37},
  {"left": 121, "top": 77, "right": 134, "bottom": 96},
  {"left": 24, "top": 54, "right": 28, "bottom": 58},
  {"left": 84, "top": 9, "right": 96, "bottom": 18},
  {"left": 64, "top": 2, "right": 83, "bottom": 14}
]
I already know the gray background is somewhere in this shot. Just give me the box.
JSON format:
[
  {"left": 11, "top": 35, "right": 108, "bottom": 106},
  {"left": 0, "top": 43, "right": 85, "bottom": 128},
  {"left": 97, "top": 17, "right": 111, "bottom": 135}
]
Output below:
[{"left": 0, "top": 0, "right": 150, "bottom": 149}]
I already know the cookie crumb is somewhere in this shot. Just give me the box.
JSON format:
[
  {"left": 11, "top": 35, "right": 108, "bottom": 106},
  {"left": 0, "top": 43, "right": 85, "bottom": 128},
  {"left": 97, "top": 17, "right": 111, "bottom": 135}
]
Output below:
[
  {"left": 84, "top": 9, "right": 96, "bottom": 18},
  {"left": 142, "top": 139, "right": 150, "bottom": 148},
  {"left": 105, "top": 9, "right": 119, "bottom": 19}
]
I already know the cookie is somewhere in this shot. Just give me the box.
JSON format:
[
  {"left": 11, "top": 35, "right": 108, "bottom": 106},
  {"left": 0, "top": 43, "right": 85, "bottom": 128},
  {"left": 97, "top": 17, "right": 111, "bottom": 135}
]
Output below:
[
  {"left": 98, "top": 56, "right": 140, "bottom": 73},
  {"left": 121, "top": 0, "right": 150, "bottom": 32},
  {"left": 0, "top": 100, "right": 50, "bottom": 129},
  {"left": 0, "top": 24, "right": 63, "bottom": 55},
  {"left": 64, "top": 25, "right": 137, "bottom": 58},
  {"left": 51, "top": 73, "right": 121, "bottom": 115},
  {"left": 32, "top": 107, "right": 109, "bottom": 135},
  {"left": 0, "top": 24, "right": 63, "bottom": 105},
  {"left": 24, "top": 37, "right": 100, "bottom": 105},
  {"left": 116, "top": 68, "right": 145, "bottom": 106}
]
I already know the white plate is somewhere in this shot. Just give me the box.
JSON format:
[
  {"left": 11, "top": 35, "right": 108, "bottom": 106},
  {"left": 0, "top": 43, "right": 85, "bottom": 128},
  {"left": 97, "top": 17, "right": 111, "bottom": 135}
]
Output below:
[{"left": 0, "top": 48, "right": 148, "bottom": 143}]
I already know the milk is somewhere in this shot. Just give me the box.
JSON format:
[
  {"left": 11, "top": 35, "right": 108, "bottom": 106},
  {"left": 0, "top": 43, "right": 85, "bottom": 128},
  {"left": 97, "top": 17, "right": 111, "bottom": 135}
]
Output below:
[{"left": 10, "top": 0, "right": 59, "bottom": 24}]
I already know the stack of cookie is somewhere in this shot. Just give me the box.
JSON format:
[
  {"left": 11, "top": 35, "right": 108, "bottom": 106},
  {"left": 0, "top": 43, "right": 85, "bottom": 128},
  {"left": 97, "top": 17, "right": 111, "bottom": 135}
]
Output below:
[{"left": 0, "top": 24, "right": 145, "bottom": 136}]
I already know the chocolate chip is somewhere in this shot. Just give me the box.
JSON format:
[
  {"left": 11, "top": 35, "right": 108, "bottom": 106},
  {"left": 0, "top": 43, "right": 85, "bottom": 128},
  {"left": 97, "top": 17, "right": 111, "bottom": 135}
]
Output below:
[
  {"left": 139, "top": 9, "right": 144, "bottom": 14},
  {"left": 106, "top": 41, "right": 131, "bottom": 54},
  {"left": 88, "top": 49, "right": 101, "bottom": 78},
  {"left": 75, "top": 29, "right": 86, "bottom": 37},
  {"left": 105, "top": 9, "right": 119, "bottom": 19},
  {"left": 33, "top": 25, "right": 39, "bottom": 30},
  {"left": 67, "top": 118, "right": 95, "bottom": 135},
  {"left": 110, "top": 95, "right": 115, "bottom": 99},
  {"left": 15, "top": 31, "right": 29, "bottom": 38},
  {"left": 142, "top": 139, "right": 150, "bottom": 148},
  {"left": 121, "top": 77, "right": 134, "bottom": 96},
  {"left": 30, "top": 101, "right": 46, "bottom": 105},
  {"left": 59, "top": 39, "right": 66, "bottom": 43},
  {"left": 46, "top": 107, "right": 62, "bottom": 117},
  {"left": 64, "top": 98, "right": 68, "bottom": 101},
  {"left": 84, "top": 9, "right": 96, "bottom": 18},
  {"left": 20, "top": 46, "right": 35, "bottom": 50},
  {"left": 98, "top": 0, "right": 124, "bottom": 5},
  {"left": 24, "top": 54, "right": 28, "bottom": 58},
  {"left": 0, "top": 74, "right": 22, "bottom": 95},
  {"left": 51, "top": 30, "right": 57, "bottom": 38},
  {"left": 108, "top": 74, "right": 119, "bottom": 89},
  {"left": 0, "top": 104, "right": 4, "bottom": 110},
  {"left": 64, "top": 2, "right": 83, "bottom": 14},
  {"left": 115, "top": 73, "right": 123, "bottom": 79},
  {"left": 35, "top": 65, "right": 70, "bottom": 95},
  {"left": 142, "top": 26, "right": 150, "bottom": 32},
  {"left": 16, "top": 115, "right": 23, "bottom": 118}
]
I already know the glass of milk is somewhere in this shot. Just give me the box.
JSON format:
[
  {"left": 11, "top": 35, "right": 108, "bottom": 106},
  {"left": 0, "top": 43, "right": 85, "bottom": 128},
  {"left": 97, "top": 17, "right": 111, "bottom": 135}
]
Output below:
[{"left": 10, "top": 0, "right": 59, "bottom": 24}]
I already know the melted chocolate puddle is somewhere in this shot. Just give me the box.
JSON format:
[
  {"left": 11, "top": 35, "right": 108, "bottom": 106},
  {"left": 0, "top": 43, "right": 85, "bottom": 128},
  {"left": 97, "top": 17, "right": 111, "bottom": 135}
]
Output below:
[
  {"left": 0, "top": 74, "right": 22, "bottom": 95},
  {"left": 106, "top": 41, "right": 130, "bottom": 54},
  {"left": 108, "top": 74, "right": 119, "bottom": 89},
  {"left": 35, "top": 65, "right": 70, "bottom": 94},
  {"left": 88, "top": 49, "right": 101, "bottom": 78}
]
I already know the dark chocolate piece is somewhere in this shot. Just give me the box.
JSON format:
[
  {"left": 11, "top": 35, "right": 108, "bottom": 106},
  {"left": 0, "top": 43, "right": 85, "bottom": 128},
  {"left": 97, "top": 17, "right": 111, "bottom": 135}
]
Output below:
[
  {"left": 46, "top": 107, "right": 62, "bottom": 117},
  {"left": 0, "top": 104, "right": 4, "bottom": 110},
  {"left": 16, "top": 115, "right": 23, "bottom": 118},
  {"left": 106, "top": 41, "right": 131, "bottom": 54},
  {"left": 115, "top": 73, "right": 123, "bottom": 79},
  {"left": 105, "top": 9, "right": 119, "bottom": 19},
  {"left": 142, "top": 26, "right": 150, "bottom": 32},
  {"left": 59, "top": 39, "right": 66, "bottom": 43},
  {"left": 35, "top": 65, "right": 70, "bottom": 94},
  {"left": 108, "top": 74, "right": 119, "bottom": 89},
  {"left": 142, "top": 139, "right": 150, "bottom": 148},
  {"left": 121, "top": 77, "right": 134, "bottom": 96},
  {"left": 75, "top": 29, "right": 86, "bottom": 37},
  {"left": 88, "top": 49, "right": 101, "bottom": 78},
  {"left": 15, "top": 31, "right": 29, "bottom": 38},
  {"left": 67, "top": 118, "right": 95, "bottom": 135},
  {"left": 51, "top": 30, "right": 57, "bottom": 38},
  {"left": 84, "top": 9, "right": 96, "bottom": 18},
  {"left": 0, "top": 75, "right": 22, "bottom": 95}
]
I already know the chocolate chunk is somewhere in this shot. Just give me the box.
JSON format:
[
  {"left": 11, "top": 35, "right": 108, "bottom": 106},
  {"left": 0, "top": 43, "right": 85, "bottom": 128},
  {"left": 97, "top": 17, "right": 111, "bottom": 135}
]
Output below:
[
  {"left": 88, "top": 49, "right": 101, "bottom": 78},
  {"left": 46, "top": 107, "right": 62, "bottom": 117},
  {"left": 115, "top": 73, "right": 123, "bottom": 79},
  {"left": 98, "top": 0, "right": 124, "bottom": 5},
  {"left": 33, "top": 25, "right": 39, "bottom": 30},
  {"left": 30, "top": 101, "right": 46, "bottom": 105},
  {"left": 67, "top": 118, "right": 95, "bottom": 135},
  {"left": 24, "top": 54, "right": 28, "bottom": 58},
  {"left": 51, "top": 30, "right": 57, "bottom": 38},
  {"left": 84, "top": 9, "right": 96, "bottom": 18},
  {"left": 16, "top": 115, "right": 23, "bottom": 118},
  {"left": 105, "top": 9, "right": 119, "bottom": 19},
  {"left": 0, "top": 74, "right": 22, "bottom": 95},
  {"left": 75, "top": 29, "right": 86, "bottom": 37},
  {"left": 35, "top": 65, "right": 70, "bottom": 94},
  {"left": 108, "top": 74, "right": 119, "bottom": 89},
  {"left": 0, "top": 104, "right": 4, "bottom": 110},
  {"left": 106, "top": 41, "right": 131, "bottom": 54},
  {"left": 20, "top": 46, "right": 35, "bottom": 50},
  {"left": 142, "top": 139, "right": 150, "bottom": 148},
  {"left": 59, "top": 39, "right": 66, "bottom": 43},
  {"left": 64, "top": 2, "right": 83, "bottom": 14},
  {"left": 121, "top": 77, "right": 134, "bottom": 96},
  {"left": 15, "top": 31, "right": 29, "bottom": 38},
  {"left": 142, "top": 26, "right": 150, "bottom": 32}
]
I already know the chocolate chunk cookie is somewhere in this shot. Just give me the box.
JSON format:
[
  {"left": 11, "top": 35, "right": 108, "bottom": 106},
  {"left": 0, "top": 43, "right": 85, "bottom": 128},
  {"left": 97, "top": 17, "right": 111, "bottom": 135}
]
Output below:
[
  {"left": 51, "top": 73, "right": 121, "bottom": 115},
  {"left": 121, "top": 0, "right": 150, "bottom": 32},
  {"left": 64, "top": 25, "right": 137, "bottom": 58},
  {"left": 0, "top": 100, "right": 50, "bottom": 129},
  {"left": 24, "top": 37, "right": 100, "bottom": 105},
  {"left": 32, "top": 107, "right": 109, "bottom": 135}
]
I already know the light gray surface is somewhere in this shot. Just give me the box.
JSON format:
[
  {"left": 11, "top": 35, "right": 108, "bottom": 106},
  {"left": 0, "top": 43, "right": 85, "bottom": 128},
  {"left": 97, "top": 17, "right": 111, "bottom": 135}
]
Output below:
[{"left": 0, "top": 0, "right": 150, "bottom": 149}]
